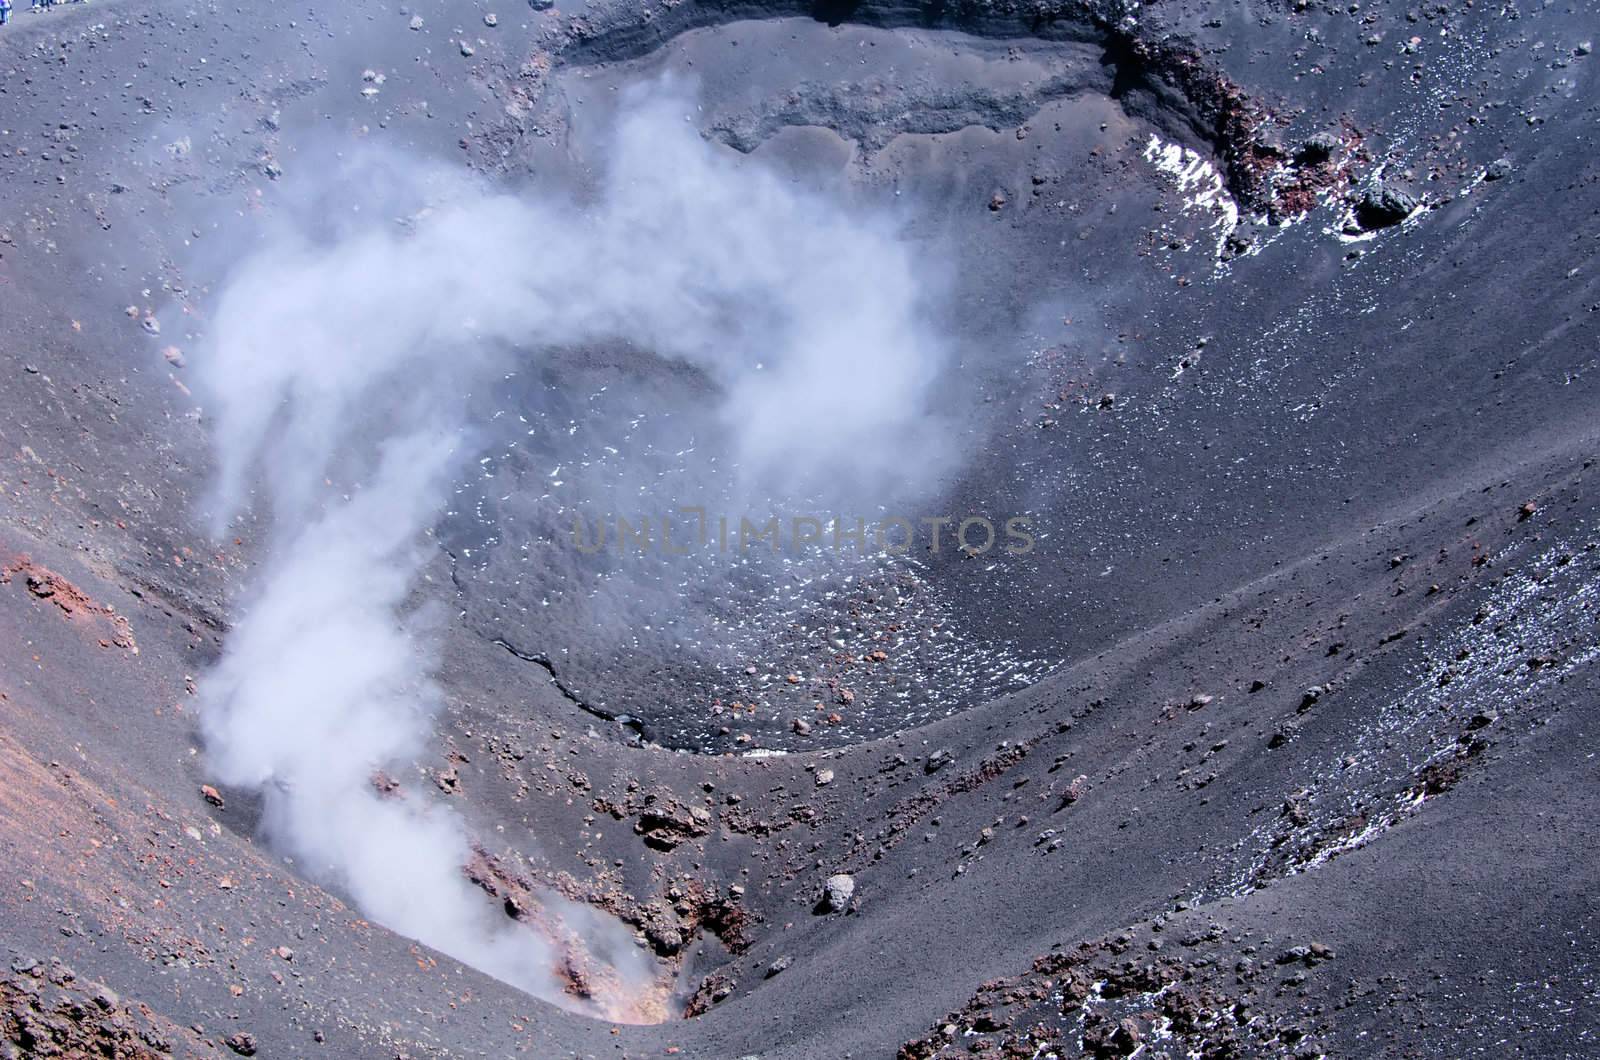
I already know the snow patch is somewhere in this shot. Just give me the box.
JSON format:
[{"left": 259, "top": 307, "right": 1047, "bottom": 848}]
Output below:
[{"left": 1141, "top": 134, "right": 1241, "bottom": 261}]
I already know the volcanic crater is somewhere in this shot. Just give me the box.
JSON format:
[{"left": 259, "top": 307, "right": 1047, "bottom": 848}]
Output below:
[{"left": 0, "top": 0, "right": 1597, "bottom": 1057}]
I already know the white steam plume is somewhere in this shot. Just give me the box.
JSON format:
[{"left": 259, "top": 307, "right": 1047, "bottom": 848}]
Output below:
[{"left": 196, "top": 82, "right": 952, "bottom": 1013}]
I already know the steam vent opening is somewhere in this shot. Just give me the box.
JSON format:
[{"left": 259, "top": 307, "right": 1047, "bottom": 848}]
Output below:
[{"left": 3, "top": 0, "right": 1598, "bottom": 1055}]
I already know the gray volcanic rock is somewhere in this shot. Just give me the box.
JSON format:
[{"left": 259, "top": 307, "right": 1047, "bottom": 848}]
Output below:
[
  {"left": 821, "top": 873, "right": 856, "bottom": 913},
  {"left": 1352, "top": 182, "right": 1421, "bottom": 231}
]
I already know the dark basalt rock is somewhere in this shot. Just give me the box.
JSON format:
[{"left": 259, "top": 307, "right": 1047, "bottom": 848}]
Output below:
[{"left": 1352, "top": 183, "right": 1421, "bottom": 230}]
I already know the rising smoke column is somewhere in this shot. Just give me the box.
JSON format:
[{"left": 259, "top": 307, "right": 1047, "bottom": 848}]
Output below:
[{"left": 195, "top": 83, "right": 951, "bottom": 1013}]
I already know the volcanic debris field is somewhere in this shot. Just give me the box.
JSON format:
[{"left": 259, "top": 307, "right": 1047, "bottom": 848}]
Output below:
[{"left": 2, "top": 0, "right": 1600, "bottom": 1057}]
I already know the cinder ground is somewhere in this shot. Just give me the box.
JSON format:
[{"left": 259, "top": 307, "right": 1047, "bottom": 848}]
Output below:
[{"left": 0, "top": 0, "right": 1597, "bottom": 1057}]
